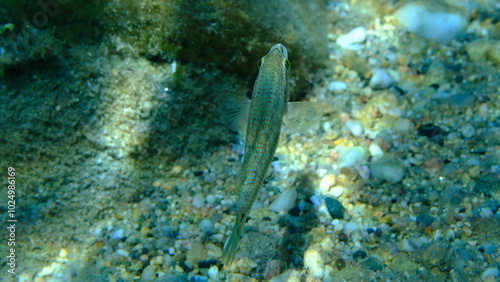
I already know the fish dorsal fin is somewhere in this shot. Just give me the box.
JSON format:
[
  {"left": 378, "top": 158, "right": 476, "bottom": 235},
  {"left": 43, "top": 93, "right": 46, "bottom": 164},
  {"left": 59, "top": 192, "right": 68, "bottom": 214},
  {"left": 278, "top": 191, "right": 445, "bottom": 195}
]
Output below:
[
  {"left": 284, "top": 101, "right": 323, "bottom": 134},
  {"left": 220, "top": 94, "right": 251, "bottom": 137}
]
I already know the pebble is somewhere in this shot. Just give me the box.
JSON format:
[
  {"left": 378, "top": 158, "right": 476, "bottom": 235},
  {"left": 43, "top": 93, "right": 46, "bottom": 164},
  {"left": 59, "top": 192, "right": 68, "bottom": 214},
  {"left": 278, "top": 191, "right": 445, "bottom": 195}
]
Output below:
[
  {"left": 370, "top": 155, "right": 406, "bottom": 184},
  {"left": 141, "top": 265, "right": 157, "bottom": 281},
  {"left": 186, "top": 241, "right": 206, "bottom": 263},
  {"left": 337, "top": 146, "right": 365, "bottom": 168},
  {"left": 369, "top": 144, "right": 384, "bottom": 159},
  {"left": 361, "top": 257, "right": 384, "bottom": 271},
  {"left": 116, "top": 249, "right": 129, "bottom": 257},
  {"left": 481, "top": 268, "right": 499, "bottom": 280},
  {"left": 269, "top": 188, "right": 297, "bottom": 213},
  {"left": 461, "top": 123, "right": 475, "bottom": 138},
  {"left": 329, "top": 186, "right": 344, "bottom": 197},
  {"left": 207, "top": 265, "right": 219, "bottom": 280},
  {"left": 304, "top": 248, "right": 325, "bottom": 279},
  {"left": 352, "top": 250, "right": 367, "bottom": 261},
  {"left": 345, "top": 120, "right": 364, "bottom": 137},
  {"left": 319, "top": 174, "right": 336, "bottom": 193},
  {"left": 394, "top": 118, "right": 412, "bottom": 132},
  {"left": 198, "top": 218, "right": 213, "bottom": 233},
  {"left": 110, "top": 229, "right": 125, "bottom": 240},
  {"left": 394, "top": 1, "right": 467, "bottom": 43},
  {"left": 420, "top": 242, "right": 450, "bottom": 267},
  {"left": 328, "top": 81, "right": 347, "bottom": 93},
  {"left": 336, "top": 26, "right": 367, "bottom": 50},
  {"left": 325, "top": 197, "right": 345, "bottom": 219},
  {"left": 465, "top": 39, "right": 500, "bottom": 66},
  {"left": 192, "top": 194, "right": 205, "bottom": 209},
  {"left": 369, "top": 68, "right": 394, "bottom": 89}
]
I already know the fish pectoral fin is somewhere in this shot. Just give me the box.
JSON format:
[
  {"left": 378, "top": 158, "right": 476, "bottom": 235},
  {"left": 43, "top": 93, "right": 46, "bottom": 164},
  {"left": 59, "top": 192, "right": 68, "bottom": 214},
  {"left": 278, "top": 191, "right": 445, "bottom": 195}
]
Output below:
[
  {"left": 219, "top": 94, "right": 251, "bottom": 137},
  {"left": 284, "top": 101, "right": 323, "bottom": 134}
]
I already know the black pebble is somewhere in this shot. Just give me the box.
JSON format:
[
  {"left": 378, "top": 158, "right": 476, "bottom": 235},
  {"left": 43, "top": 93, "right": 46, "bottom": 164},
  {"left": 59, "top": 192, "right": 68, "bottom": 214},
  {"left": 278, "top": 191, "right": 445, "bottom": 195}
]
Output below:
[
  {"left": 325, "top": 197, "right": 345, "bottom": 219},
  {"left": 335, "top": 258, "right": 346, "bottom": 270},
  {"left": 352, "top": 250, "right": 368, "bottom": 261},
  {"left": 198, "top": 259, "right": 219, "bottom": 269},
  {"left": 361, "top": 257, "right": 384, "bottom": 271},
  {"left": 418, "top": 123, "right": 447, "bottom": 146}
]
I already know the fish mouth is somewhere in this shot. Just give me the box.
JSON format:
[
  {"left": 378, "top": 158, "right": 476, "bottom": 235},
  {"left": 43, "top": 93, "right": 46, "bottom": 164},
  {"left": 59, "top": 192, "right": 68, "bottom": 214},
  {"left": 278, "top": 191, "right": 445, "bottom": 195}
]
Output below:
[{"left": 270, "top": 43, "right": 288, "bottom": 59}]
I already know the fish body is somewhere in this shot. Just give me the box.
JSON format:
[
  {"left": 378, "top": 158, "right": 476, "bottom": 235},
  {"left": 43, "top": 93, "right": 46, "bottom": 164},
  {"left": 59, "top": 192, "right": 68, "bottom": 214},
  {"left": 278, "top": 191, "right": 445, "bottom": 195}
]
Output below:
[{"left": 221, "top": 44, "right": 290, "bottom": 265}]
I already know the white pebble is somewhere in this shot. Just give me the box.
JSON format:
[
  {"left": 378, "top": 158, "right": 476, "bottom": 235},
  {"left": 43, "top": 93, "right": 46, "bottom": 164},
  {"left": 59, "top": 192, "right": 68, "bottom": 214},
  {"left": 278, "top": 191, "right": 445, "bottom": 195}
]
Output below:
[
  {"left": 369, "top": 68, "right": 394, "bottom": 89},
  {"left": 328, "top": 81, "right": 347, "bottom": 93},
  {"left": 319, "top": 174, "right": 336, "bottom": 193},
  {"left": 116, "top": 249, "right": 129, "bottom": 257},
  {"left": 269, "top": 188, "right": 297, "bottom": 213},
  {"left": 336, "top": 26, "right": 367, "bottom": 50},
  {"left": 481, "top": 268, "right": 499, "bottom": 280},
  {"left": 110, "top": 229, "right": 124, "bottom": 240},
  {"left": 369, "top": 143, "right": 384, "bottom": 159},
  {"left": 394, "top": 2, "right": 467, "bottom": 43},
  {"left": 345, "top": 120, "right": 364, "bottom": 137},
  {"left": 198, "top": 219, "right": 213, "bottom": 233},
  {"left": 208, "top": 265, "right": 220, "bottom": 280},
  {"left": 338, "top": 146, "right": 365, "bottom": 168},
  {"left": 329, "top": 186, "right": 344, "bottom": 197},
  {"left": 304, "top": 248, "right": 324, "bottom": 279},
  {"left": 192, "top": 194, "right": 205, "bottom": 209},
  {"left": 461, "top": 123, "right": 475, "bottom": 138}
]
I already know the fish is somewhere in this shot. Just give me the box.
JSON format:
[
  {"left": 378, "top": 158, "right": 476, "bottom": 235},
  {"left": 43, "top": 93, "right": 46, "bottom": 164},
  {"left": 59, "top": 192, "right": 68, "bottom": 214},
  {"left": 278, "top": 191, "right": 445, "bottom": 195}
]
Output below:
[{"left": 220, "top": 43, "right": 321, "bottom": 266}]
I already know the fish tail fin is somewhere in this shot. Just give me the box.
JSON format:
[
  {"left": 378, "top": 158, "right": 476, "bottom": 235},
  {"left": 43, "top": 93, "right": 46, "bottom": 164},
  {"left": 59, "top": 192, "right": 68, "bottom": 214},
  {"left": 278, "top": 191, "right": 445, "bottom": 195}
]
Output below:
[
  {"left": 221, "top": 227, "right": 241, "bottom": 267},
  {"left": 221, "top": 212, "right": 246, "bottom": 266}
]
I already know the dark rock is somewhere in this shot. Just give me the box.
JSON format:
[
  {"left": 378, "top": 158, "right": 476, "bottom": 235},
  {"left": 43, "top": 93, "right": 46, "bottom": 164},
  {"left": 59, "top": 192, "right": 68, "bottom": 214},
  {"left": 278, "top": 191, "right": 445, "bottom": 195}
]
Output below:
[
  {"left": 418, "top": 123, "right": 447, "bottom": 146},
  {"left": 416, "top": 214, "right": 434, "bottom": 227},
  {"left": 352, "top": 250, "right": 367, "bottom": 261},
  {"left": 198, "top": 259, "right": 219, "bottom": 269},
  {"left": 361, "top": 257, "right": 384, "bottom": 271},
  {"left": 325, "top": 197, "right": 345, "bottom": 219}
]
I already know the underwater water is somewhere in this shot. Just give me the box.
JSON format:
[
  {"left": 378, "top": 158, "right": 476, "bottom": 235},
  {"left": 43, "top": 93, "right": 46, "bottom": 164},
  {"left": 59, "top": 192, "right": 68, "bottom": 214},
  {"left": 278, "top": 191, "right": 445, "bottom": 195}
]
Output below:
[{"left": 0, "top": 0, "right": 499, "bottom": 281}]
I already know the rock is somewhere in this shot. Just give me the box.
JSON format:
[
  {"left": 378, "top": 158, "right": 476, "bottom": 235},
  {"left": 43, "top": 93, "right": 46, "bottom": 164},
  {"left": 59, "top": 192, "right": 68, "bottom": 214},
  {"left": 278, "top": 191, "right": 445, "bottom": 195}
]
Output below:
[
  {"left": 460, "top": 123, "right": 475, "bottom": 138},
  {"left": 370, "top": 155, "right": 406, "bottom": 184},
  {"left": 186, "top": 241, "right": 206, "bottom": 263},
  {"left": 207, "top": 265, "right": 219, "bottom": 280},
  {"left": 328, "top": 81, "right": 348, "bottom": 93},
  {"left": 361, "top": 257, "right": 384, "bottom": 271},
  {"left": 336, "top": 27, "right": 367, "bottom": 50},
  {"left": 393, "top": 253, "right": 419, "bottom": 272},
  {"left": 319, "top": 174, "right": 336, "bottom": 193},
  {"left": 466, "top": 39, "right": 500, "bottom": 66},
  {"left": 369, "top": 144, "right": 384, "bottom": 159},
  {"left": 418, "top": 123, "right": 447, "bottom": 146},
  {"left": 394, "top": 1, "right": 468, "bottom": 43},
  {"left": 325, "top": 197, "right": 345, "bottom": 220},
  {"left": 369, "top": 68, "right": 394, "bottom": 89},
  {"left": 141, "top": 265, "right": 158, "bottom": 281},
  {"left": 192, "top": 194, "right": 205, "bottom": 209},
  {"left": 303, "top": 248, "right": 324, "bottom": 279},
  {"left": 345, "top": 120, "right": 364, "bottom": 137},
  {"left": 352, "top": 250, "right": 368, "bottom": 261},
  {"left": 481, "top": 268, "right": 499, "bottom": 281},
  {"left": 337, "top": 146, "right": 366, "bottom": 168},
  {"left": 269, "top": 188, "right": 297, "bottom": 213},
  {"left": 198, "top": 218, "right": 213, "bottom": 233},
  {"left": 420, "top": 242, "right": 450, "bottom": 267}
]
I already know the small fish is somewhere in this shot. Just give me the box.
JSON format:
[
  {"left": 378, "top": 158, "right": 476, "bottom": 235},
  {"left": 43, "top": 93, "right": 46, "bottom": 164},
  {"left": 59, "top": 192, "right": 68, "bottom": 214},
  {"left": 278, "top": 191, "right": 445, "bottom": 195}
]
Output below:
[{"left": 220, "top": 44, "right": 321, "bottom": 266}]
